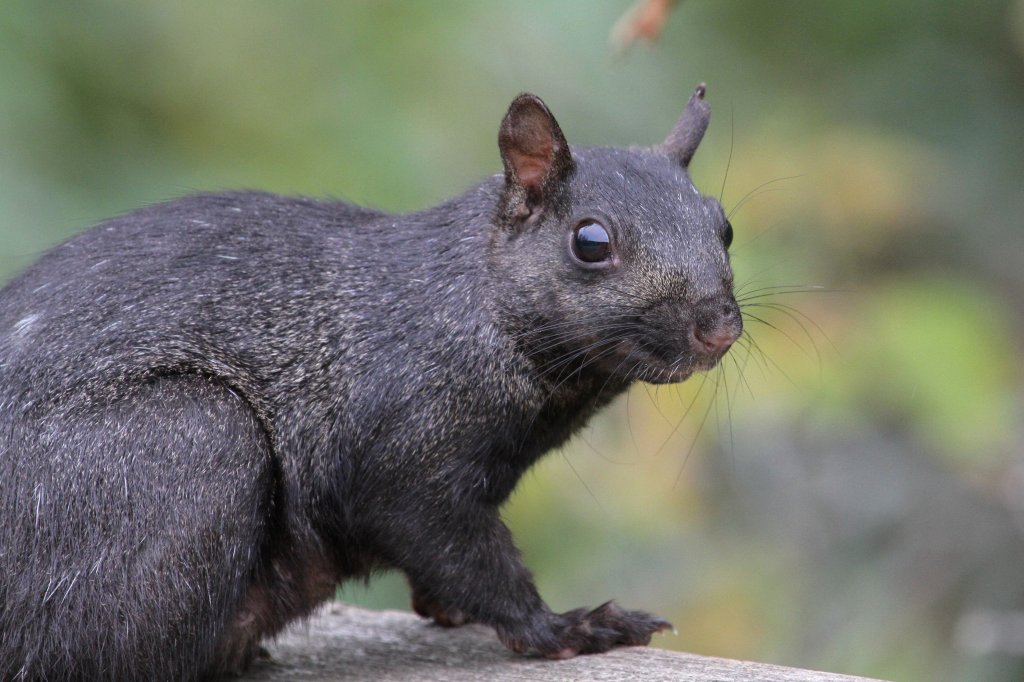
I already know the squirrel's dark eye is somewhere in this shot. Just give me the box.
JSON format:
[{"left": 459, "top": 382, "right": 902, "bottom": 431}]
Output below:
[
  {"left": 572, "top": 221, "right": 611, "bottom": 263},
  {"left": 722, "top": 220, "right": 734, "bottom": 249}
]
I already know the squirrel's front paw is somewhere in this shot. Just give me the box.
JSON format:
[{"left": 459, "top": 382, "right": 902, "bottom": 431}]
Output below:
[
  {"left": 500, "top": 601, "right": 672, "bottom": 658},
  {"left": 412, "top": 589, "right": 473, "bottom": 628}
]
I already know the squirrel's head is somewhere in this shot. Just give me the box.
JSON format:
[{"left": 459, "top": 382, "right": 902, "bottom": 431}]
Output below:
[{"left": 490, "top": 85, "right": 741, "bottom": 385}]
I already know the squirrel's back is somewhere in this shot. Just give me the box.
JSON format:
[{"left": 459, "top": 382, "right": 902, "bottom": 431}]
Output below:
[{"left": 0, "top": 188, "right": 498, "bottom": 417}]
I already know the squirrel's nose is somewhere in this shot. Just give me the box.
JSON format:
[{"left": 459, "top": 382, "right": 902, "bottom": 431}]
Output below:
[
  {"left": 692, "top": 325, "right": 740, "bottom": 355},
  {"left": 690, "top": 300, "right": 742, "bottom": 356}
]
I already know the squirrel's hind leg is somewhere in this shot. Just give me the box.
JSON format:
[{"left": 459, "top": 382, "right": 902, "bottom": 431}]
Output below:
[{"left": 0, "top": 375, "right": 276, "bottom": 682}]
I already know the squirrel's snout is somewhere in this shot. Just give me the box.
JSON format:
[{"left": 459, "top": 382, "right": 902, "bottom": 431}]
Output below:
[
  {"left": 690, "top": 299, "right": 742, "bottom": 358},
  {"left": 692, "top": 324, "right": 740, "bottom": 356}
]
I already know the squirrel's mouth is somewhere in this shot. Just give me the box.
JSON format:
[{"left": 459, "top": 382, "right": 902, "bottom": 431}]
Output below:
[
  {"left": 640, "top": 365, "right": 695, "bottom": 385},
  {"left": 588, "top": 337, "right": 727, "bottom": 385},
  {"left": 638, "top": 317, "right": 742, "bottom": 384},
  {"left": 636, "top": 351, "right": 726, "bottom": 385}
]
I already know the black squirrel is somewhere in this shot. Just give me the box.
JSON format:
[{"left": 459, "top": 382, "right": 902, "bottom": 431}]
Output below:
[{"left": 0, "top": 84, "right": 741, "bottom": 680}]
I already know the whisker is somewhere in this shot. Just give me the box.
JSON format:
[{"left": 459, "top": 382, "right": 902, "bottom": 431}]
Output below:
[
  {"left": 539, "top": 333, "right": 632, "bottom": 378},
  {"left": 719, "top": 106, "right": 735, "bottom": 204},
  {"left": 740, "top": 311, "right": 812, "bottom": 359},
  {"left": 728, "top": 344, "right": 757, "bottom": 399},
  {"left": 641, "top": 381, "right": 673, "bottom": 426},
  {"left": 559, "top": 446, "right": 605, "bottom": 513},
  {"left": 733, "top": 335, "right": 769, "bottom": 382},
  {"left": 736, "top": 286, "right": 838, "bottom": 304},
  {"left": 655, "top": 373, "right": 710, "bottom": 459},
  {"left": 727, "top": 187, "right": 790, "bottom": 222},
  {"left": 528, "top": 324, "right": 637, "bottom": 359},
  {"left": 742, "top": 302, "right": 826, "bottom": 375},
  {"left": 672, "top": 381, "right": 718, "bottom": 490},
  {"left": 543, "top": 335, "right": 632, "bottom": 393},
  {"left": 708, "top": 366, "right": 730, "bottom": 481},
  {"left": 726, "top": 174, "right": 804, "bottom": 222},
  {"left": 744, "top": 301, "right": 839, "bottom": 353},
  {"left": 740, "top": 329, "right": 798, "bottom": 388}
]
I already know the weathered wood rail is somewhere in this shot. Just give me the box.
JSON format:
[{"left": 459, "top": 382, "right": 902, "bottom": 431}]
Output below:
[{"left": 240, "top": 603, "right": 887, "bottom": 682}]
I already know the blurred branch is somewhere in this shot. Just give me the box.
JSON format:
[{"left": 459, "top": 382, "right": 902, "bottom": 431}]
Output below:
[{"left": 610, "top": 0, "right": 681, "bottom": 54}]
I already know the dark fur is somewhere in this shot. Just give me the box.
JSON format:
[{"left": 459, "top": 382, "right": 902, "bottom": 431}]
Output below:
[{"left": 0, "top": 87, "right": 740, "bottom": 680}]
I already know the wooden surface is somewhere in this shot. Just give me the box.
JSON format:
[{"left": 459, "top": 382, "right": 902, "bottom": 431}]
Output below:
[{"left": 242, "top": 602, "right": 886, "bottom": 682}]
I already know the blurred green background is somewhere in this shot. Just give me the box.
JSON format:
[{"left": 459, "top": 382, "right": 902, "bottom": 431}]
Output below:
[{"left": 2, "top": 2, "right": 1023, "bottom": 680}]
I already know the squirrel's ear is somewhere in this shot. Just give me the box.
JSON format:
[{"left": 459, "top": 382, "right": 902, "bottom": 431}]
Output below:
[
  {"left": 498, "top": 93, "right": 573, "bottom": 218},
  {"left": 663, "top": 83, "right": 710, "bottom": 167}
]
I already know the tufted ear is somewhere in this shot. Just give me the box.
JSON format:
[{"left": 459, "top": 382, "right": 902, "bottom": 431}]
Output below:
[
  {"left": 498, "top": 93, "right": 574, "bottom": 219},
  {"left": 663, "top": 83, "right": 711, "bottom": 167}
]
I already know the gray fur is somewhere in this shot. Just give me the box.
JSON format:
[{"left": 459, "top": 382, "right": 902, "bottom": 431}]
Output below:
[{"left": 0, "top": 88, "right": 740, "bottom": 680}]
